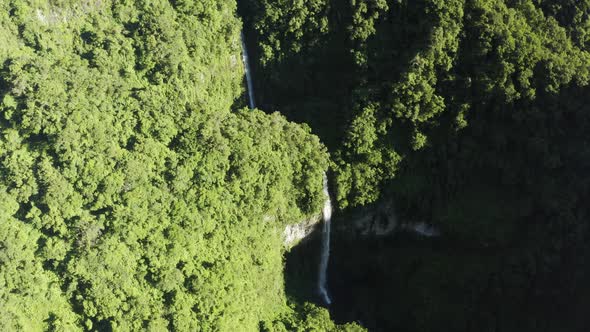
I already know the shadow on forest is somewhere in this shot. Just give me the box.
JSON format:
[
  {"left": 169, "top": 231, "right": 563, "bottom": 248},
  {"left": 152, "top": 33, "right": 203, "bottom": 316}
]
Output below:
[
  {"left": 236, "top": 0, "right": 444, "bottom": 151},
  {"left": 237, "top": 0, "right": 360, "bottom": 151},
  {"left": 245, "top": 35, "right": 355, "bottom": 150}
]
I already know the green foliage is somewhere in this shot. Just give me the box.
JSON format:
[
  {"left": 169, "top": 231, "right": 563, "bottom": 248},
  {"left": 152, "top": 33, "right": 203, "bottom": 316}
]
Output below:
[
  {"left": 0, "top": 0, "right": 333, "bottom": 330},
  {"left": 335, "top": 0, "right": 466, "bottom": 207},
  {"left": 348, "top": 0, "right": 389, "bottom": 66},
  {"left": 328, "top": 0, "right": 590, "bottom": 211},
  {"left": 535, "top": 0, "right": 590, "bottom": 49},
  {"left": 5, "top": 0, "right": 590, "bottom": 329},
  {"left": 262, "top": 302, "right": 365, "bottom": 332},
  {"left": 334, "top": 103, "right": 402, "bottom": 208},
  {"left": 0, "top": 188, "right": 79, "bottom": 331},
  {"left": 240, "top": 0, "right": 330, "bottom": 67}
]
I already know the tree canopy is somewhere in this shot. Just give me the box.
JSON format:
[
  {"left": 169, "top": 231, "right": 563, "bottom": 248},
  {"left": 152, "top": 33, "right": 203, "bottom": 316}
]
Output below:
[{"left": 0, "top": 0, "right": 361, "bottom": 330}]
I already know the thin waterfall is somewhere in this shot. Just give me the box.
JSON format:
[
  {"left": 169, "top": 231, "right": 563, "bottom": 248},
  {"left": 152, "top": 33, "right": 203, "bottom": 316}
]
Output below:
[
  {"left": 240, "top": 31, "right": 256, "bottom": 109},
  {"left": 318, "top": 173, "right": 332, "bottom": 305}
]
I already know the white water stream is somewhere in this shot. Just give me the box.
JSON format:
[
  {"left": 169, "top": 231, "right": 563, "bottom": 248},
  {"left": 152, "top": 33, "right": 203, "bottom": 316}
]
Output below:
[
  {"left": 318, "top": 174, "right": 333, "bottom": 305},
  {"left": 240, "top": 31, "right": 256, "bottom": 109}
]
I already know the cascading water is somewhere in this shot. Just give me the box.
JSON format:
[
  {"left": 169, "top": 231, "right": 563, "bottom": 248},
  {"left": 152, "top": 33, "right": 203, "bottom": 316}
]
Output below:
[
  {"left": 240, "top": 25, "right": 333, "bottom": 305},
  {"left": 240, "top": 31, "right": 256, "bottom": 109},
  {"left": 318, "top": 174, "right": 333, "bottom": 305}
]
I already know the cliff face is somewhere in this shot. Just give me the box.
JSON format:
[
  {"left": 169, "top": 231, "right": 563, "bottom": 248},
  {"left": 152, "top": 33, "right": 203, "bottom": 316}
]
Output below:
[{"left": 283, "top": 214, "right": 322, "bottom": 248}]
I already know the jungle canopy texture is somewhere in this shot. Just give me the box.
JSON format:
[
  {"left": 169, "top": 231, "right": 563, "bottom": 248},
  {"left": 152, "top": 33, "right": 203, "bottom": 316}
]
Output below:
[{"left": 1, "top": 0, "right": 590, "bottom": 331}]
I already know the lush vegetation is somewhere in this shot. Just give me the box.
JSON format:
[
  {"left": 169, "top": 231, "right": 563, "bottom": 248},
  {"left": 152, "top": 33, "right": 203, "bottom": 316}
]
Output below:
[
  {"left": 241, "top": 0, "right": 590, "bottom": 330},
  {"left": 0, "top": 0, "right": 368, "bottom": 330},
  {"left": 2, "top": 0, "right": 589, "bottom": 330}
]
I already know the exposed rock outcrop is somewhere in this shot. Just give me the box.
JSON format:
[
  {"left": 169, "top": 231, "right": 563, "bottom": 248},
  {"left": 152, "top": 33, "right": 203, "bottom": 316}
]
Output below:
[{"left": 282, "top": 214, "right": 321, "bottom": 248}]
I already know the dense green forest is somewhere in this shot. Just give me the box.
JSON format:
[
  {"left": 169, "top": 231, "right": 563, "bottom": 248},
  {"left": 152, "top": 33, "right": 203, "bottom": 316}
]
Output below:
[
  {"left": 0, "top": 0, "right": 364, "bottom": 330},
  {"left": 1, "top": 0, "right": 590, "bottom": 331}
]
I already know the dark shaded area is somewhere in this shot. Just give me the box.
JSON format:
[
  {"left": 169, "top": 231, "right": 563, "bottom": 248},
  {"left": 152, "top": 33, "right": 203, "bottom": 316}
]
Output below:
[
  {"left": 330, "top": 228, "right": 589, "bottom": 332},
  {"left": 239, "top": 0, "right": 590, "bottom": 331},
  {"left": 237, "top": 0, "right": 359, "bottom": 150},
  {"left": 283, "top": 223, "right": 325, "bottom": 306},
  {"left": 328, "top": 210, "right": 590, "bottom": 332},
  {"left": 325, "top": 84, "right": 590, "bottom": 332}
]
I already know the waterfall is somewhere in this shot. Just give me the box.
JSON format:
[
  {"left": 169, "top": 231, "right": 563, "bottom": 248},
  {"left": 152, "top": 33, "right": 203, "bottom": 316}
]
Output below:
[
  {"left": 318, "top": 174, "right": 332, "bottom": 305},
  {"left": 240, "top": 31, "right": 256, "bottom": 109}
]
